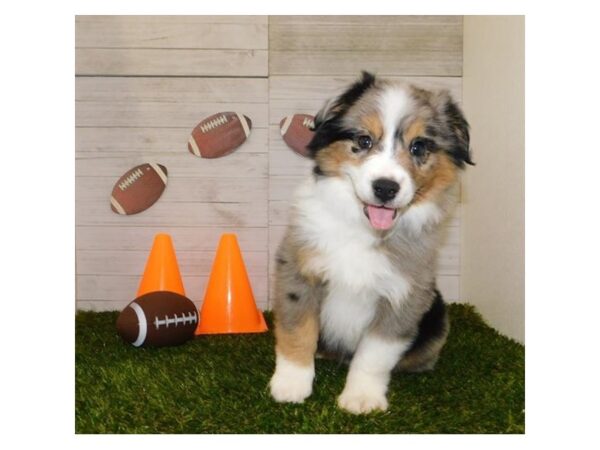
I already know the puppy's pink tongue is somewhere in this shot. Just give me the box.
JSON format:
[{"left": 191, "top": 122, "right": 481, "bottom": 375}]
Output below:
[{"left": 366, "top": 205, "right": 396, "bottom": 230}]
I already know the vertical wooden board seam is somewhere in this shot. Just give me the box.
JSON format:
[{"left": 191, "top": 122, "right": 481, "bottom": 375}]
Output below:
[{"left": 266, "top": 14, "right": 272, "bottom": 309}]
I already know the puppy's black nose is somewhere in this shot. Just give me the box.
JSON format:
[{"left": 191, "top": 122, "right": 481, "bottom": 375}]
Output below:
[{"left": 372, "top": 178, "right": 400, "bottom": 203}]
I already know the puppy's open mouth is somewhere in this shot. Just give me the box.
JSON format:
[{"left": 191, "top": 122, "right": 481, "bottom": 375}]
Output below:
[{"left": 363, "top": 204, "right": 398, "bottom": 230}]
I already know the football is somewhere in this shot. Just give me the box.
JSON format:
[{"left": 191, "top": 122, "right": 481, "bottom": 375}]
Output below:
[
  {"left": 188, "top": 111, "right": 252, "bottom": 158},
  {"left": 110, "top": 163, "right": 168, "bottom": 215},
  {"left": 116, "top": 291, "right": 198, "bottom": 347},
  {"left": 279, "top": 114, "right": 315, "bottom": 158}
]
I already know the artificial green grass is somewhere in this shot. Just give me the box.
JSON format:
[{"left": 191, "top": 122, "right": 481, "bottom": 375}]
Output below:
[{"left": 76, "top": 304, "right": 524, "bottom": 434}]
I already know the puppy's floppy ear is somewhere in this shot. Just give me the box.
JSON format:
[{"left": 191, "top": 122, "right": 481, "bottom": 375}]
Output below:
[
  {"left": 308, "top": 71, "right": 377, "bottom": 157},
  {"left": 312, "top": 71, "right": 376, "bottom": 130},
  {"left": 312, "top": 96, "right": 339, "bottom": 131},
  {"left": 438, "top": 90, "right": 475, "bottom": 167}
]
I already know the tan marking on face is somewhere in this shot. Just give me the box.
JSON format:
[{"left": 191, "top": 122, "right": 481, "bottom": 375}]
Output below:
[
  {"left": 274, "top": 312, "right": 319, "bottom": 366},
  {"left": 403, "top": 118, "right": 426, "bottom": 145},
  {"left": 360, "top": 113, "right": 384, "bottom": 140},
  {"left": 411, "top": 152, "right": 458, "bottom": 204},
  {"left": 314, "top": 141, "right": 359, "bottom": 176}
]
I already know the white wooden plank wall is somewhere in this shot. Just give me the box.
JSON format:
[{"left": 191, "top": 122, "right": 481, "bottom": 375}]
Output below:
[
  {"left": 75, "top": 16, "right": 270, "bottom": 311},
  {"left": 75, "top": 15, "right": 463, "bottom": 312}
]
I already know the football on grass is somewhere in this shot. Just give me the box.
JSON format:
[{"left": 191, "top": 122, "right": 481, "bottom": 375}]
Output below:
[
  {"left": 110, "top": 163, "right": 168, "bottom": 215},
  {"left": 116, "top": 291, "right": 198, "bottom": 347},
  {"left": 188, "top": 111, "right": 252, "bottom": 158},
  {"left": 279, "top": 114, "right": 315, "bottom": 158}
]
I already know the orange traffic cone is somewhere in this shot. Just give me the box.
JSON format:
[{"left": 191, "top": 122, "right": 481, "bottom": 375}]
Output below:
[
  {"left": 196, "top": 233, "right": 268, "bottom": 334},
  {"left": 137, "top": 233, "right": 186, "bottom": 297}
]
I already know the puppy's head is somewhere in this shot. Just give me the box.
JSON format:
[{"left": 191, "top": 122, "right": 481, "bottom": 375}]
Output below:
[{"left": 308, "top": 71, "right": 473, "bottom": 231}]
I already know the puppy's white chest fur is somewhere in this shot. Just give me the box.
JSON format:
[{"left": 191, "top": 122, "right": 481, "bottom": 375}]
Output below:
[{"left": 293, "top": 177, "right": 412, "bottom": 352}]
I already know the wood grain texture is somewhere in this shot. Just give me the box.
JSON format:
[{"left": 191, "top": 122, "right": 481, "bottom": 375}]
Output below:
[
  {"left": 270, "top": 15, "right": 461, "bottom": 26},
  {"left": 76, "top": 152, "right": 267, "bottom": 178},
  {"left": 270, "top": 16, "right": 460, "bottom": 52},
  {"left": 77, "top": 176, "right": 267, "bottom": 203},
  {"left": 76, "top": 100, "right": 268, "bottom": 129},
  {"left": 76, "top": 127, "right": 268, "bottom": 154},
  {"left": 76, "top": 77, "right": 268, "bottom": 103},
  {"left": 76, "top": 16, "right": 268, "bottom": 49},
  {"left": 269, "top": 16, "right": 462, "bottom": 76},
  {"left": 76, "top": 201, "right": 267, "bottom": 227},
  {"left": 76, "top": 48, "right": 268, "bottom": 77},
  {"left": 76, "top": 226, "right": 268, "bottom": 252},
  {"left": 77, "top": 15, "right": 268, "bottom": 27},
  {"left": 270, "top": 51, "right": 460, "bottom": 77},
  {"left": 270, "top": 75, "right": 462, "bottom": 99},
  {"left": 76, "top": 16, "right": 268, "bottom": 76}
]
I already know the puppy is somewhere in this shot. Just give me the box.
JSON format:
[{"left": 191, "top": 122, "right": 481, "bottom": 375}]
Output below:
[{"left": 269, "top": 72, "right": 473, "bottom": 414}]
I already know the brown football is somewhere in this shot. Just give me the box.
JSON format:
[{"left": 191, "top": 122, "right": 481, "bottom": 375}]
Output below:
[
  {"left": 188, "top": 111, "right": 252, "bottom": 158},
  {"left": 110, "top": 163, "right": 168, "bottom": 215},
  {"left": 116, "top": 291, "right": 198, "bottom": 347},
  {"left": 279, "top": 114, "right": 315, "bottom": 158}
]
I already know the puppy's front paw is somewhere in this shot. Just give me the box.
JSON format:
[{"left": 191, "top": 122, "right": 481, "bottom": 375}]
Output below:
[
  {"left": 270, "top": 370, "right": 312, "bottom": 403},
  {"left": 269, "top": 355, "right": 314, "bottom": 403},
  {"left": 337, "top": 388, "right": 388, "bottom": 414}
]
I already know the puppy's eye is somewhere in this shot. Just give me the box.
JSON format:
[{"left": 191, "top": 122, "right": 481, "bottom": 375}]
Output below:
[
  {"left": 356, "top": 135, "right": 373, "bottom": 151},
  {"left": 409, "top": 139, "right": 428, "bottom": 158}
]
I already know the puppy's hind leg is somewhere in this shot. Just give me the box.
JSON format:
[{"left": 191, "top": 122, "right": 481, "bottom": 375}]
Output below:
[{"left": 396, "top": 289, "right": 450, "bottom": 373}]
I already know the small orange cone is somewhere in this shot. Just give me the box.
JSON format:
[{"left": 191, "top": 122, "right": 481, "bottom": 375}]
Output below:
[
  {"left": 196, "top": 233, "right": 267, "bottom": 334},
  {"left": 137, "top": 233, "right": 186, "bottom": 297}
]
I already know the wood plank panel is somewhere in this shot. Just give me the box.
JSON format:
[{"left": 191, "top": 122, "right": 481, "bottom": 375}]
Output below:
[
  {"left": 75, "top": 152, "right": 267, "bottom": 178},
  {"left": 269, "top": 16, "right": 462, "bottom": 77},
  {"left": 76, "top": 16, "right": 268, "bottom": 49},
  {"left": 269, "top": 144, "right": 314, "bottom": 177},
  {"left": 436, "top": 275, "right": 460, "bottom": 302},
  {"left": 76, "top": 176, "right": 267, "bottom": 203},
  {"left": 270, "top": 50, "right": 460, "bottom": 77},
  {"left": 76, "top": 226, "right": 268, "bottom": 252},
  {"left": 76, "top": 77, "right": 268, "bottom": 103},
  {"left": 76, "top": 200, "right": 267, "bottom": 228},
  {"left": 270, "top": 16, "right": 461, "bottom": 52},
  {"left": 269, "top": 176, "right": 304, "bottom": 202},
  {"left": 270, "top": 76, "right": 462, "bottom": 99},
  {"left": 270, "top": 15, "right": 461, "bottom": 26},
  {"left": 76, "top": 48, "right": 268, "bottom": 76},
  {"left": 76, "top": 100, "right": 268, "bottom": 129},
  {"left": 75, "top": 127, "right": 268, "bottom": 154},
  {"left": 76, "top": 15, "right": 268, "bottom": 27}
]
